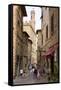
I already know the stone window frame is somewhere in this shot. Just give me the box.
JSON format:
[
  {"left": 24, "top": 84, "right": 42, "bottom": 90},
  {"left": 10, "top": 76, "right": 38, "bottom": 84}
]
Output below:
[
  {"left": 42, "top": 34, "right": 43, "bottom": 45},
  {"left": 50, "top": 14, "right": 54, "bottom": 36},
  {"left": 46, "top": 25, "right": 48, "bottom": 40}
]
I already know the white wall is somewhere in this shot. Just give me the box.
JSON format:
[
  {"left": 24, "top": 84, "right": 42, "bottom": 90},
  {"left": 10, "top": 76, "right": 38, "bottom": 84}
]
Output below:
[{"left": 0, "top": 0, "right": 61, "bottom": 89}]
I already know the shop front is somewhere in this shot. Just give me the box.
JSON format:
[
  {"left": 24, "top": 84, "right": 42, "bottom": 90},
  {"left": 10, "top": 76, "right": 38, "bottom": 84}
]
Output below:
[{"left": 41, "top": 43, "right": 59, "bottom": 76}]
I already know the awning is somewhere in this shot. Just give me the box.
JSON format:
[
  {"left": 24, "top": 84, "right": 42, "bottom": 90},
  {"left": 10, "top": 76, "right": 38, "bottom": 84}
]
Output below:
[{"left": 42, "top": 42, "right": 59, "bottom": 57}]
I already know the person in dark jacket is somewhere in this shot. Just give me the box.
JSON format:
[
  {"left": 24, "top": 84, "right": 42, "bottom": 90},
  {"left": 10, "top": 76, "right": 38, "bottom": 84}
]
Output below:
[{"left": 34, "top": 68, "right": 37, "bottom": 78}]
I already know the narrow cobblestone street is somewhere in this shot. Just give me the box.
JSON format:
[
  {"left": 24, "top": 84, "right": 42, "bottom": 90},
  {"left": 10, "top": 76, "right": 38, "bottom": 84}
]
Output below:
[{"left": 13, "top": 71, "right": 48, "bottom": 85}]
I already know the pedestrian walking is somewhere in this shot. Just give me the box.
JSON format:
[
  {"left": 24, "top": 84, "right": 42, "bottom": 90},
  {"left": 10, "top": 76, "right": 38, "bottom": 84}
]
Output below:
[
  {"left": 34, "top": 68, "right": 37, "bottom": 78},
  {"left": 37, "top": 70, "right": 40, "bottom": 79},
  {"left": 20, "top": 69, "right": 23, "bottom": 76}
]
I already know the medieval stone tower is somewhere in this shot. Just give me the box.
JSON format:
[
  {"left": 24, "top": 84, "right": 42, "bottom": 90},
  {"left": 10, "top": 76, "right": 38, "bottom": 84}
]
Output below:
[{"left": 30, "top": 9, "right": 35, "bottom": 31}]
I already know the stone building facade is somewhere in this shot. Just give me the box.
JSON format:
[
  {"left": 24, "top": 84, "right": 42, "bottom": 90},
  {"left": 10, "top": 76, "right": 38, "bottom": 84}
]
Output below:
[
  {"left": 40, "top": 7, "right": 59, "bottom": 78},
  {"left": 28, "top": 39, "right": 32, "bottom": 66},
  {"left": 23, "top": 10, "right": 37, "bottom": 65},
  {"left": 22, "top": 31, "right": 29, "bottom": 73},
  {"left": 13, "top": 5, "right": 27, "bottom": 78},
  {"left": 36, "top": 30, "right": 42, "bottom": 67}
]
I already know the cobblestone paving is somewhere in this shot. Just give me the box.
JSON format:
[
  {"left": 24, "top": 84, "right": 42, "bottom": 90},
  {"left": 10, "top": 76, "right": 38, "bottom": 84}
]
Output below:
[{"left": 13, "top": 72, "right": 48, "bottom": 85}]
